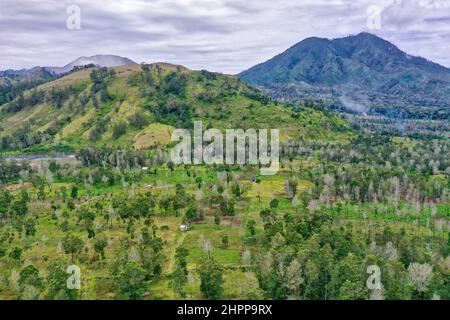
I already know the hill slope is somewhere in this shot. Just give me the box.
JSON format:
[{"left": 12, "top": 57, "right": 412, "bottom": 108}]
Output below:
[
  {"left": 0, "top": 63, "right": 351, "bottom": 152},
  {"left": 239, "top": 33, "right": 450, "bottom": 119},
  {"left": 0, "top": 55, "right": 136, "bottom": 109},
  {"left": 0, "top": 69, "right": 56, "bottom": 106}
]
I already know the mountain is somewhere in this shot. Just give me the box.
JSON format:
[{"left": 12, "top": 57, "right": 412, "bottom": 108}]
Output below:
[
  {"left": 0, "top": 55, "right": 137, "bottom": 77},
  {"left": 0, "top": 66, "right": 47, "bottom": 78},
  {"left": 0, "top": 63, "right": 351, "bottom": 152},
  {"left": 0, "top": 55, "right": 137, "bottom": 107},
  {"left": 239, "top": 33, "right": 450, "bottom": 119},
  {"left": 47, "top": 54, "right": 137, "bottom": 74}
]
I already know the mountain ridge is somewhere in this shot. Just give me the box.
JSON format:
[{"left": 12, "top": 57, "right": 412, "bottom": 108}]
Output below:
[
  {"left": 239, "top": 32, "right": 450, "bottom": 119},
  {"left": 0, "top": 54, "right": 137, "bottom": 76}
]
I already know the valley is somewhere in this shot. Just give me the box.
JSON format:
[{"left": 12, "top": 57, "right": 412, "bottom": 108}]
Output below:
[
  {"left": 0, "top": 130, "right": 448, "bottom": 300},
  {"left": 0, "top": 36, "right": 448, "bottom": 301}
]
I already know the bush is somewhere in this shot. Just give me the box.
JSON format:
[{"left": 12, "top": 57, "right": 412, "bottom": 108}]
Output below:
[
  {"left": 128, "top": 111, "right": 149, "bottom": 129},
  {"left": 112, "top": 121, "right": 128, "bottom": 139}
]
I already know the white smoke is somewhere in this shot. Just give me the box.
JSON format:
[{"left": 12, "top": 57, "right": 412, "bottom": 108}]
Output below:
[{"left": 339, "top": 96, "right": 369, "bottom": 114}]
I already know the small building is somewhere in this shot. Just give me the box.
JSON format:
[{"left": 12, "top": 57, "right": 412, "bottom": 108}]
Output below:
[{"left": 180, "top": 224, "right": 190, "bottom": 232}]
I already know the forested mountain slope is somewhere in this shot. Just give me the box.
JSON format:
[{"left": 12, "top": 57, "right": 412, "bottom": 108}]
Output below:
[
  {"left": 239, "top": 33, "right": 450, "bottom": 120},
  {"left": 0, "top": 63, "right": 351, "bottom": 152}
]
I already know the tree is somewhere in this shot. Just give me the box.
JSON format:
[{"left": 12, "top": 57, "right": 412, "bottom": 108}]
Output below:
[
  {"left": 185, "top": 207, "right": 198, "bottom": 223},
  {"left": 128, "top": 111, "right": 149, "bottom": 129},
  {"left": 286, "top": 259, "right": 304, "bottom": 298},
  {"left": 9, "top": 246, "right": 23, "bottom": 261},
  {"left": 338, "top": 279, "right": 368, "bottom": 300},
  {"left": 198, "top": 258, "right": 224, "bottom": 300},
  {"left": 247, "top": 220, "right": 256, "bottom": 237},
  {"left": 330, "top": 252, "right": 365, "bottom": 299},
  {"left": 284, "top": 179, "right": 298, "bottom": 199},
  {"left": 232, "top": 183, "right": 241, "bottom": 197},
  {"left": 94, "top": 234, "right": 108, "bottom": 259},
  {"left": 71, "top": 186, "right": 78, "bottom": 199},
  {"left": 383, "top": 261, "right": 413, "bottom": 300},
  {"left": 214, "top": 214, "right": 221, "bottom": 226},
  {"left": 0, "top": 190, "right": 12, "bottom": 220},
  {"left": 408, "top": 263, "right": 433, "bottom": 294},
  {"left": 219, "top": 199, "right": 235, "bottom": 216},
  {"left": 221, "top": 235, "right": 229, "bottom": 249},
  {"left": 118, "top": 261, "right": 148, "bottom": 300},
  {"left": 112, "top": 121, "right": 128, "bottom": 139},
  {"left": 19, "top": 264, "right": 42, "bottom": 289},
  {"left": 175, "top": 247, "right": 189, "bottom": 272},
  {"left": 10, "top": 196, "right": 28, "bottom": 216},
  {"left": 24, "top": 218, "right": 36, "bottom": 237},
  {"left": 169, "top": 248, "right": 189, "bottom": 298},
  {"left": 79, "top": 208, "right": 96, "bottom": 239},
  {"left": 270, "top": 199, "right": 279, "bottom": 209},
  {"left": 67, "top": 199, "right": 75, "bottom": 210},
  {"left": 170, "top": 263, "right": 188, "bottom": 298},
  {"left": 62, "top": 234, "right": 83, "bottom": 261},
  {"left": 45, "top": 260, "right": 78, "bottom": 300},
  {"left": 37, "top": 184, "right": 46, "bottom": 200}
]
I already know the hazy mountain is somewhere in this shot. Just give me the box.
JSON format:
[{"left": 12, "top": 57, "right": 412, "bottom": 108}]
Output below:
[
  {"left": 47, "top": 54, "right": 136, "bottom": 74},
  {"left": 0, "top": 66, "right": 46, "bottom": 78},
  {"left": 0, "top": 55, "right": 137, "bottom": 104},
  {"left": 239, "top": 33, "right": 450, "bottom": 119},
  {"left": 0, "top": 54, "right": 137, "bottom": 76}
]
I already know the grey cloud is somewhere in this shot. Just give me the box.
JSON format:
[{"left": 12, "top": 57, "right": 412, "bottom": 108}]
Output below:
[
  {"left": 149, "top": 14, "right": 238, "bottom": 34},
  {"left": 425, "top": 17, "right": 450, "bottom": 23},
  {"left": 0, "top": 0, "right": 449, "bottom": 73}
]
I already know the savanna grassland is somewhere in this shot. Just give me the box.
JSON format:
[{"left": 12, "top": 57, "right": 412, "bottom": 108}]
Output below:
[{"left": 0, "top": 64, "right": 448, "bottom": 300}]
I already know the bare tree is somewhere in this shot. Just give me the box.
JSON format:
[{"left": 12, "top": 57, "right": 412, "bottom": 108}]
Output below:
[{"left": 407, "top": 263, "right": 433, "bottom": 293}]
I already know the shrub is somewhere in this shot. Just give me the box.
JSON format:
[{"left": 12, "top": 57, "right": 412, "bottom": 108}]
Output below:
[
  {"left": 112, "top": 121, "right": 128, "bottom": 139},
  {"left": 128, "top": 111, "right": 149, "bottom": 129}
]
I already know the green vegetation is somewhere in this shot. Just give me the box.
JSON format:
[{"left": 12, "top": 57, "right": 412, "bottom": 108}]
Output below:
[
  {"left": 0, "top": 63, "right": 352, "bottom": 152},
  {"left": 0, "top": 64, "right": 448, "bottom": 301}
]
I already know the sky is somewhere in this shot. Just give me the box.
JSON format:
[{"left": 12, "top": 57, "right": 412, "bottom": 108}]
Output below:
[{"left": 1, "top": 0, "right": 450, "bottom": 74}]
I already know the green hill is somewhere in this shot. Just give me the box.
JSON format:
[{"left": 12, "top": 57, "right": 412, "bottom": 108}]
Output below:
[
  {"left": 0, "top": 63, "right": 351, "bottom": 153},
  {"left": 0, "top": 68, "right": 55, "bottom": 106}
]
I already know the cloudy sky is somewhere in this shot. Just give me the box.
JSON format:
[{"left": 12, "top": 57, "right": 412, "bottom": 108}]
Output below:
[{"left": 1, "top": 0, "right": 450, "bottom": 73}]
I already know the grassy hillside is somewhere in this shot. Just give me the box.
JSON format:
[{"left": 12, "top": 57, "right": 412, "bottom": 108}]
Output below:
[{"left": 0, "top": 63, "right": 352, "bottom": 153}]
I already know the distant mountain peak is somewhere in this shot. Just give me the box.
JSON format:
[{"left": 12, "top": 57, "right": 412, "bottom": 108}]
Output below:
[
  {"left": 56, "top": 54, "right": 136, "bottom": 74},
  {"left": 353, "top": 31, "right": 380, "bottom": 38},
  {"left": 0, "top": 55, "right": 137, "bottom": 76},
  {"left": 239, "top": 33, "right": 450, "bottom": 116}
]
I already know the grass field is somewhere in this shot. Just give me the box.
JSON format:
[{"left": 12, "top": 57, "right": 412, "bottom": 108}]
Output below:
[{"left": 0, "top": 164, "right": 315, "bottom": 299}]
